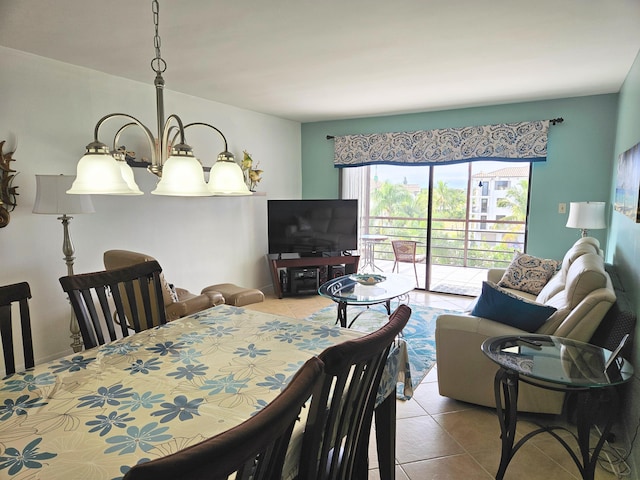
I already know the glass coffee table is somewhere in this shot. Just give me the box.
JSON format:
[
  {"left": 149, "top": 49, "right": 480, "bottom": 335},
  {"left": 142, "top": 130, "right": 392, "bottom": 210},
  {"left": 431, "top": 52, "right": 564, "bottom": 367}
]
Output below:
[
  {"left": 318, "top": 273, "right": 415, "bottom": 328},
  {"left": 482, "top": 335, "right": 634, "bottom": 480}
]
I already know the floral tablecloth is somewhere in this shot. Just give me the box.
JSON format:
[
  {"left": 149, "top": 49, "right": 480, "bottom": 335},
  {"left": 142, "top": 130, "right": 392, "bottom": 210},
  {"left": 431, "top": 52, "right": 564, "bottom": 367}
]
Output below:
[{"left": 0, "top": 305, "right": 410, "bottom": 479}]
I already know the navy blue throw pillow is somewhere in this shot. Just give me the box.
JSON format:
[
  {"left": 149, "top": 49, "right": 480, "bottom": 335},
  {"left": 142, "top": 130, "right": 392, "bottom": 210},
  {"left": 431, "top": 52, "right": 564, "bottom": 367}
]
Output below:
[{"left": 471, "top": 281, "right": 557, "bottom": 332}]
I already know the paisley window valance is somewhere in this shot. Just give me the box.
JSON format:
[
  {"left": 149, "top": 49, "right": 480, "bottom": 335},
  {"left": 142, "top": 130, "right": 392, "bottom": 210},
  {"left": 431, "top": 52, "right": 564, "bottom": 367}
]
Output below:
[{"left": 333, "top": 120, "right": 551, "bottom": 168}]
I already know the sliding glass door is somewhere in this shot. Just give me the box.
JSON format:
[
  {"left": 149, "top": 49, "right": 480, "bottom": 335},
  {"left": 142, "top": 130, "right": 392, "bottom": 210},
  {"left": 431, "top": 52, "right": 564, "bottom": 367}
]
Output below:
[{"left": 342, "top": 161, "right": 530, "bottom": 294}]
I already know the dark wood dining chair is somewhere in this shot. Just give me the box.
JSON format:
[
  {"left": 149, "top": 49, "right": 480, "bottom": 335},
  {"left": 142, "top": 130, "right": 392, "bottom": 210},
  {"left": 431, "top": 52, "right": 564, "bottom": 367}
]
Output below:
[
  {"left": 0, "top": 281, "right": 35, "bottom": 376},
  {"left": 299, "top": 303, "right": 412, "bottom": 480},
  {"left": 59, "top": 260, "right": 167, "bottom": 349},
  {"left": 391, "top": 240, "right": 425, "bottom": 285},
  {"left": 123, "top": 356, "right": 324, "bottom": 480}
]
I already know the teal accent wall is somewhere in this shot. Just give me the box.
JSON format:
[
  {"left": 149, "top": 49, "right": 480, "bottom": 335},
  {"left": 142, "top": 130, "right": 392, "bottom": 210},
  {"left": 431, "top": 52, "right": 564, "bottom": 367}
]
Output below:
[
  {"left": 609, "top": 49, "right": 640, "bottom": 475},
  {"left": 302, "top": 77, "right": 640, "bottom": 474},
  {"left": 302, "top": 95, "right": 618, "bottom": 261}
]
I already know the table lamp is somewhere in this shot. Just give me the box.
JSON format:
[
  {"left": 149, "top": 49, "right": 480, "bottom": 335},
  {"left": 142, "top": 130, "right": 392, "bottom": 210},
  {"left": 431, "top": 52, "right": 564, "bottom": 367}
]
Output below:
[
  {"left": 33, "top": 174, "right": 95, "bottom": 352},
  {"left": 565, "top": 201, "right": 606, "bottom": 237}
]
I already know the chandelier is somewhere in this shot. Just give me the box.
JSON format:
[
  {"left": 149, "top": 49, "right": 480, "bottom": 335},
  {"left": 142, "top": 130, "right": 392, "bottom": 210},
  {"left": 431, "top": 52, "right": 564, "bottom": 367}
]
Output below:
[{"left": 67, "top": 0, "right": 250, "bottom": 196}]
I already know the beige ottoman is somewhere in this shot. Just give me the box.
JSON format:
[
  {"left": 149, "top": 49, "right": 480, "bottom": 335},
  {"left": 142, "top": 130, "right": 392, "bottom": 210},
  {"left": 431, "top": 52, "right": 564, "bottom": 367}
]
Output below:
[{"left": 202, "top": 283, "right": 264, "bottom": 307}]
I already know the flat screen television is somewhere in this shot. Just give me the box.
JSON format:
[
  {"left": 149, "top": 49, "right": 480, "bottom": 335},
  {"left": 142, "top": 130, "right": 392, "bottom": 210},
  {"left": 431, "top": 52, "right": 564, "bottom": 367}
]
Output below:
[{"left": 268, "top": 199, "right": 358, "bottom": 255}]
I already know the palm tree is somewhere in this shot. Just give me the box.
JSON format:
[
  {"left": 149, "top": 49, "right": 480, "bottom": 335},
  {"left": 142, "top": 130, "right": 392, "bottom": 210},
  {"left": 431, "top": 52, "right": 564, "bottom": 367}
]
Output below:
[
  {"left": 495, "top": 179, "right": 528, "bottom": 244},
  {"left": 432, "top": 180, "right": 452, "bottom": 215},
  {"left": 371, "top": 181, "right": 413, "bottom": 218},
  {"left": 432, "top": 180, "right": 467, "bottom": 219},
  {"left": 496, "top": 179, "right": 529, "bottom": 221}
]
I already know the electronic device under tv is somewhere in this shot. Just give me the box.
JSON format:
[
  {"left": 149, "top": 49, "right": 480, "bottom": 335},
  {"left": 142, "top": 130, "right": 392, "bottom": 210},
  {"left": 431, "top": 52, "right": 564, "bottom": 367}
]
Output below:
[{"left": 267, "top": 199, "right": 358, "bottom": 256}]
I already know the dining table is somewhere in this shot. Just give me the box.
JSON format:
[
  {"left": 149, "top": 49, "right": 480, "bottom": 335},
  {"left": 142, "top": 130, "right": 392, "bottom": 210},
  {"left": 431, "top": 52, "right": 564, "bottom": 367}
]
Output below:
[{"left": 0, "top": 304, "right": 411, "bottom": 479}]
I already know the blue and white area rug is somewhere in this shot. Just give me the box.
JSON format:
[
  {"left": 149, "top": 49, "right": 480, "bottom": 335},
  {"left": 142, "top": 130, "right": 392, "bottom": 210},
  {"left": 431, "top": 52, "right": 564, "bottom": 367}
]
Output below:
[{"left": 306, "top": 302, "right": 460, "bottom": 400}]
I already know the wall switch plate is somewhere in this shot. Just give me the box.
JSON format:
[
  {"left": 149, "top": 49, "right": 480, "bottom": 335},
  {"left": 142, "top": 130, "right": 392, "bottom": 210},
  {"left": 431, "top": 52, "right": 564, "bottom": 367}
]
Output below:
[{"left": 558, "top": 203, "right": 566, "bottom": 214}]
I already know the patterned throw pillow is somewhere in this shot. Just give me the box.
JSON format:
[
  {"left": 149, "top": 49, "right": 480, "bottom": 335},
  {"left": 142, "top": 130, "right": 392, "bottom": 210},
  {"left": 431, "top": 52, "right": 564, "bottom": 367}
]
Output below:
[{"left": 498, "top": 252, "right": 560, "bottom": 295}]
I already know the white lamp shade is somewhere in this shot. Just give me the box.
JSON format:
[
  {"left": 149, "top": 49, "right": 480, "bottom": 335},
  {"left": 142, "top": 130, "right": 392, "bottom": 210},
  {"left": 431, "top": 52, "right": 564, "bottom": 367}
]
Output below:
[
  {"left": 33, "top": 175, "right": 95, "bottom": 214},
  {"left": 151, "top": 154, "right": 212, "bottom": 196},
  {"left": 566, "top": 202, "right": 606, "bottom": 229},
  {"left": 208, "top": 161, "right": 251, "bottom": 195},
  {"left": 67, "top": 153, "right": 143, "bottom": 195}
]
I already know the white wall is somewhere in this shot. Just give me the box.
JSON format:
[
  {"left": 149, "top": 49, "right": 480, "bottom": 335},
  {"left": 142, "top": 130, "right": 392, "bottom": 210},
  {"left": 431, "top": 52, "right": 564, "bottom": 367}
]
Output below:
[{"left": 0, "top": 46, "right": 302, "bottom": 365}]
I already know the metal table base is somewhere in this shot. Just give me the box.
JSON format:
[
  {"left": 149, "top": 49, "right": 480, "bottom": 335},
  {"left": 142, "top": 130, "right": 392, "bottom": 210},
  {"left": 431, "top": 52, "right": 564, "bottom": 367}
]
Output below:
[{"left": 494, "top": 368, "right": 619, "bottom": 480}]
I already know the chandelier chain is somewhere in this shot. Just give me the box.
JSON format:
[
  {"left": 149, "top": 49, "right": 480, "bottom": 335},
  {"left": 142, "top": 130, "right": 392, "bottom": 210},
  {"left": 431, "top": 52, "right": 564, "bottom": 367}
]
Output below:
[{"left": 151, "top": 0, "right": 166, "bottom": 74}]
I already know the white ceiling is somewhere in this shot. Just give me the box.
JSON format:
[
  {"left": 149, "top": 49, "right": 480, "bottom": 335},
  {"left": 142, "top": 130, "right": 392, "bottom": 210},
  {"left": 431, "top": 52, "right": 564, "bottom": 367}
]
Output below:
[{"left": 1, "top": 0, "right": 640, "bottom": 123}]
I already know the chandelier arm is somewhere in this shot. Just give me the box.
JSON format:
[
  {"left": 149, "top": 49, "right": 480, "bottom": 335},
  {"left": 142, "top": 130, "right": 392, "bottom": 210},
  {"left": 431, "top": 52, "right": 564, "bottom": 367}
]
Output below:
[
  {"left": 161, "top": 114, "right": 189, "bottom": 162},
  {"left": 182, "top": 122, "right": 230, "bottom": 152},
  {"left": 165, "top": 125, "right": 181, "bottom": 149},
  {"left": 112, "top": 122, "right": 137, "bottom": 151},
  {"left": 94, "top": 113, "right": 158, "bottom": 166}
]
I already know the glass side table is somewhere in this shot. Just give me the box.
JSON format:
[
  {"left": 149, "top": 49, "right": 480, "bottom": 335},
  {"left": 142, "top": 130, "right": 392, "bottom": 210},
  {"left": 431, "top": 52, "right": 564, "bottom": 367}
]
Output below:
[
  {"left": 318, "top": 273, "right": 415, "bottom": 328},
  {"left": 481, "top": 335, "right": 634, "bottom": 480}
]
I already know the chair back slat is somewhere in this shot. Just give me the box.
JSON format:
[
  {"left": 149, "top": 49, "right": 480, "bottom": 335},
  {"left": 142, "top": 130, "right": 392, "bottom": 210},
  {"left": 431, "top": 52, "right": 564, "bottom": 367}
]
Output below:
[
  {"left": 96, "top": 283, "right": 120, "bottom": 342},
  {"left": 59, "top": 261, "right": 167, "bottom": 350},
  {"left": 123, "top": 356, "right": 324, "bottom": 480},
  {"left": 19, "top": 295, "right": 34, "bottom": 371},
  {"left": 299, "top": 303, "right": 411, "bottom": 479},
  {"left": 122, "top": 279, "right": 142, "bottom": 332},
  {"left": 0, "top": 281, "right": 35, "bottom": 376},
  {"left": 67, "top": 289, "right": 97, "bottom": 348},
  {"left": 0, "top": 305, "right": 14, "bottom": 374}
]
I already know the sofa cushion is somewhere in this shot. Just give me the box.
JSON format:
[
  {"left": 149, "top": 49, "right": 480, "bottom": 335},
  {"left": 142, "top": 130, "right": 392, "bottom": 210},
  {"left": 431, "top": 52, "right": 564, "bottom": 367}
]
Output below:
[
  {"left": 471, "top": 281, "right": 558, "bottom": 332},
  {"left": 564, "top": 253, "right": 607, "bottom": 308},
  {"left": 498, "top": 252, "right": 560, "bottom": 295},
  {"left": 535, "top": 273, "right": 565, "bottom": 304},
  {"left": 535, "top": 297, "right": 572, "bottom": 335},
  {"left": 574, "top": 236, "right": 600, "bottom": 250},
  {"left": 535, "top": 240, "right": 600, "bottom": 304},
  {"left": 559, "top": 242, "right": 599, "bottom": 276}
]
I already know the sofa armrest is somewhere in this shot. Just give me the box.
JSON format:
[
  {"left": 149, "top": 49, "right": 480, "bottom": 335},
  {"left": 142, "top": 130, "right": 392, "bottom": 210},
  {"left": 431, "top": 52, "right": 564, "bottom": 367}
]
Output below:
[
  {"left": 435, "top": 313, "right": 524, "bottom": 408},
  {"left": 435, "top": 313, "right": 564, "bottom": 414},
  {"left": 487, "top": 268, "right": 506, "bottom": 284},
  {"left": 165, "top": 293, "right": 220, "bottom": 321}
]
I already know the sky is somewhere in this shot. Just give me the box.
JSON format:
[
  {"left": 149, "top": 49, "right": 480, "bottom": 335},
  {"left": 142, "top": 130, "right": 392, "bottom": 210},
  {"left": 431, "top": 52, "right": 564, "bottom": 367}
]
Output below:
[{"left": 373, "top": 161, "right": 517, "bottom": 189}]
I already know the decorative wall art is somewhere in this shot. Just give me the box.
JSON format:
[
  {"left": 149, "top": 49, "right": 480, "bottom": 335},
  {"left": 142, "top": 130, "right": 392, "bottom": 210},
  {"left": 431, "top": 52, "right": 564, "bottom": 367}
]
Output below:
[
  {"left": 0, "top": 140, "right": 19, "bottom": 228},
  {"left": 614, "top": 140, "right": 640, "bottom": 223}
]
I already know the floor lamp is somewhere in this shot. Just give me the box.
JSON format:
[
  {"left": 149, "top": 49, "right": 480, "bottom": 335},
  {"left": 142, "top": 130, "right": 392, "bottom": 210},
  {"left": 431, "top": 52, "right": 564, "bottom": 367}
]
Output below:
[{"left": 33, "top": 174, "right": 95, "bottom": 352}]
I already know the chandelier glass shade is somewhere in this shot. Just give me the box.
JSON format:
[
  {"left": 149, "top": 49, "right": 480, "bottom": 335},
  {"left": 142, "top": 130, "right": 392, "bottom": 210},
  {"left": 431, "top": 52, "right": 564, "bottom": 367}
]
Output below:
[
  {"left": 208, "top": 152, "right": 251, "bottom": 195},
  {"left": 151, "top": 150, "right": 211, "bottom": 196},
  {"left": 67, "top": 143, "right": 143, "bottom": 196},
  {"left": 67, "top": 1, "right": 251, "bottom": 197}
]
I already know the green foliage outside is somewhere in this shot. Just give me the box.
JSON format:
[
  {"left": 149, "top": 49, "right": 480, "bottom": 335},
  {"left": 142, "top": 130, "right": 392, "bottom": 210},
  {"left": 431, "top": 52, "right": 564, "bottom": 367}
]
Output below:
[{"left": 369, "top": 179, "right": 528, "bottom": 268}]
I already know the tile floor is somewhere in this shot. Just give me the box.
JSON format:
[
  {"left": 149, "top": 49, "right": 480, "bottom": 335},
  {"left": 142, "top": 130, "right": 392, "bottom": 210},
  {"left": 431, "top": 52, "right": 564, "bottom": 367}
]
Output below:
[
  {"left": 246, "top": 290, "right": 628, "bottom": 480},
  {"left": 365, "top": 259, "right": 488, "bottom": 295}
]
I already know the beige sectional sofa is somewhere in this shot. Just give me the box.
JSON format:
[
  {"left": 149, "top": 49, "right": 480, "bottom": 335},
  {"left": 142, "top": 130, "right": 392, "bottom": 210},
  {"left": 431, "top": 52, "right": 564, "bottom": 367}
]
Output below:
[{"left": 435, "top": 237, "right": 616, "bottom": 414}]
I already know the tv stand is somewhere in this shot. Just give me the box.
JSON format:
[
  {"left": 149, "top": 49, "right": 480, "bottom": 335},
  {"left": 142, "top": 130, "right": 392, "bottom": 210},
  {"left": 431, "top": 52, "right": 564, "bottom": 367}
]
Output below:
[{"left": 267, "top": 254, "right": 360, "bottom": 298}]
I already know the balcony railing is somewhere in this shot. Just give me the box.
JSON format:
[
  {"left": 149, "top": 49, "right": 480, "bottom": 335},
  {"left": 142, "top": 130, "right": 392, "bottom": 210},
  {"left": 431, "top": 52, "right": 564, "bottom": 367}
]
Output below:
[{"left": 361, "top": 215, "right": 526, "bottom": 269}]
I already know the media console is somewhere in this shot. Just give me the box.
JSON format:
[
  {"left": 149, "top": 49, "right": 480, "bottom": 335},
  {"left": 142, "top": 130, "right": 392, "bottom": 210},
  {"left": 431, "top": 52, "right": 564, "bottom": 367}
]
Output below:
[{"left": 267, "top": 254, "right": 360, "bottom": 298}]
